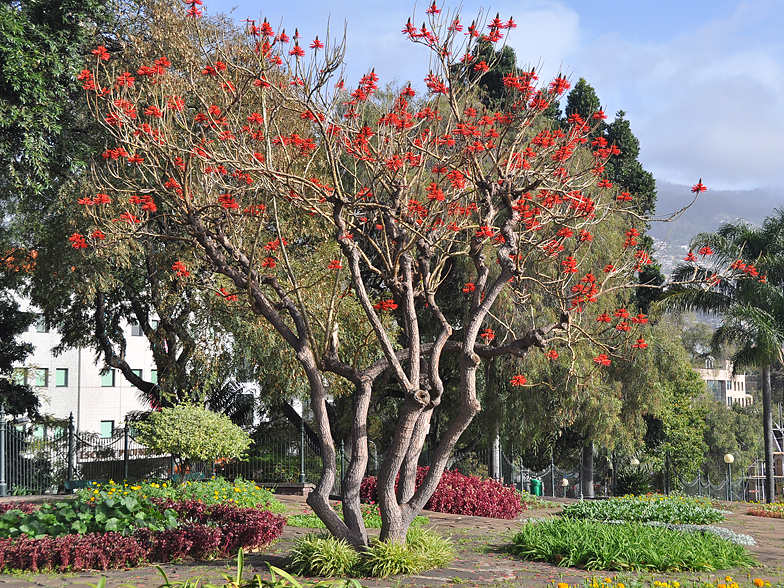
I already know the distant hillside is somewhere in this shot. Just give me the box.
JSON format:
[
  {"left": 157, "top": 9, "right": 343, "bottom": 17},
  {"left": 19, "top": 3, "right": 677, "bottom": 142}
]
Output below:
[{"left": 647, "top": 181, "right": 784, "bottom": 246}]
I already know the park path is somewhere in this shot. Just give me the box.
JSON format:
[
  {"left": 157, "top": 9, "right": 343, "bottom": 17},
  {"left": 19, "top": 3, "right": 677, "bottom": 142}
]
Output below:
[{"left": 0, "top": 495, "right": 782, "bottom": 588}]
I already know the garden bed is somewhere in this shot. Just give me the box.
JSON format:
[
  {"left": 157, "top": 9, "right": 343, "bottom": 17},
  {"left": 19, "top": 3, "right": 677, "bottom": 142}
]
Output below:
[{"left": 0, "top": 478, "right": 285, "bottom": 572}]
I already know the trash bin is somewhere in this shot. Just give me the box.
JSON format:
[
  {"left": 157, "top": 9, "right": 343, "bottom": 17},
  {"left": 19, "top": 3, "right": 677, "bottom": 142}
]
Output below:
[{"left": 531, "top": 478, "right": 543, "bottom": 496}]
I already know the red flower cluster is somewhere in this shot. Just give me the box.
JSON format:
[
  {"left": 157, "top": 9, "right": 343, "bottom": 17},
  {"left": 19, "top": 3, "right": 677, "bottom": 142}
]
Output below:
[
  {"left": 480, "top": 328, "right": 495, "bottom": 341},
  {"left": 373, "top": 299, "right": 398, "bottom": 311},
  {"left": 172, "top": 261, "right": 189, "bottom": 277},
  {"left": 510, "top": 374, "right": 527, "bottom": 386},
  {"left": 69, "top": 233, "right": 87, "bottom": 249}
]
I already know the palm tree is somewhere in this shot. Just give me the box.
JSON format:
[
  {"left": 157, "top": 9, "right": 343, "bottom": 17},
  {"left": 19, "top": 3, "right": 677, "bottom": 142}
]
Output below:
[{"left": 664, "top": 209, "right": 784, "bottom": 503}]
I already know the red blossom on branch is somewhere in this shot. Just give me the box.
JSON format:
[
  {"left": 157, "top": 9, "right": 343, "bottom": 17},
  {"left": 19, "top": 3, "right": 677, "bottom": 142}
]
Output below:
[
  {"left": 691, "top": 180, "right": 707, "bottom": 193},
  {"left": 172, "top": 261, "right": 190, "bottom": 277},
  {"left": 373, "top": 299, "right": 398, "bottom": 311},
  {"left": 510, "top": 375, "right": 527, "bottom": 386},
  {"left": 594, "top": 354, "right": 611, "bottom": 366},
  {"left": 480, "top": 328, "right": 495, "bottom": 342},
  {"left": 68, "top": 233, "right": 87, "bottom": 249}
]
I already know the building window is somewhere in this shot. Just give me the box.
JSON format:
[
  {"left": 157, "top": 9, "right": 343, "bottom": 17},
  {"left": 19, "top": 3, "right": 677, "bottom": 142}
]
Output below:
[
  {"left": 101, "top": 369, "right": 115, "bottom": 387},
  {"left": 100, "top": 420, "right": 114, "bottom": 438},
  {"left": 35, "top": 368, "right": 48, "bottom": 387},
  {"left": 12, "top": 368, "right": 26, "bottom": 385},
  {"left": 132, "top": 368, "right": 142, "bottom": 379},
  {"left": 131, "top": 322, "right": 143, "bottom": 336},
  {"left": 35, "top": 316, "right": 49, "bottom": 333},
  {"left": 150, "top": 369, "right": 158, "bottom": 385},
  {"left": 55, "top": 368, "right": 69, "bottom": 387},
  {"left": 151, "top": 319, "right": 159, "bottom": 330}
]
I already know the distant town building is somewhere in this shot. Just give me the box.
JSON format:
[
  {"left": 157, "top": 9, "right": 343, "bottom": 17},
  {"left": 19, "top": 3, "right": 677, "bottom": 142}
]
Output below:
[
  {"left": 695, "top": 357, "right": 753, "bottom": 408},
  {"left": 14, "top": 316, "right": 153, "bottom": 436}
]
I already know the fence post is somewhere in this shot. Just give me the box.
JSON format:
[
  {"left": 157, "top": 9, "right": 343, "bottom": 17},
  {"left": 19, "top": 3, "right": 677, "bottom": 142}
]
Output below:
[
  {"left": 123, "top": 416, "right": 130, "bottom": 482},
  {"left": 0, "top": 404, "right": 7, "bottom": 497},
  {"left": 299, "top": 418, "right": 306, "bottom": 484},
  {"left": 67, "top": 412, "right": 75, "bottom": 488},
  {"left": 550, "top": 457, "right": 555, "bottom": 498}
]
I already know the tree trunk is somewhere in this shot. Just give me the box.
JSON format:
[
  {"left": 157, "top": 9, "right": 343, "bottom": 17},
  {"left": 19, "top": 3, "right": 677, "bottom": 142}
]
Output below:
[
  {"left": 762, "top": 364, "right": 775, "bottom": 503},
  {"left": 490, "top": 433, "right": 501, "bottom": 480},
  {"left": 581, "top": 441, "right": 594, "bottom": 498}
]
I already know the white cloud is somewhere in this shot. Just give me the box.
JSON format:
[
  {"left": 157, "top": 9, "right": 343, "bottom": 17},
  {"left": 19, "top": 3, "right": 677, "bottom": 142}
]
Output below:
[{"left": 563, "top": 0, "right": 784, "bottom": 189}]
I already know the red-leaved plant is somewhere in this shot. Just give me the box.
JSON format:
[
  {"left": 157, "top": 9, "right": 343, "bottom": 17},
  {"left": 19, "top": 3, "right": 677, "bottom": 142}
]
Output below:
[
  {"left": 0, "top": 501, "right": 285, "bottom": 572},
  {"left": 361, "top": 467, "right": 524, "bottom": 519}
]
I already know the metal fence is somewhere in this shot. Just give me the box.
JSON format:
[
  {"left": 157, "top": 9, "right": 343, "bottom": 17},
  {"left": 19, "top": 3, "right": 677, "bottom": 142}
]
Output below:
[{"left": 0, "top": 408, "right": 761, "bottom": 502}]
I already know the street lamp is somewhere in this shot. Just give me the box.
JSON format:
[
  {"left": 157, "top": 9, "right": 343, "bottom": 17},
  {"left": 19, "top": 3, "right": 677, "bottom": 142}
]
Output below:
[
  {"left": 724, "top": 453, "right": 735, "bottom": 502},
  {"left": 561, "top": 477, "right": 569, "bottom": 498}
]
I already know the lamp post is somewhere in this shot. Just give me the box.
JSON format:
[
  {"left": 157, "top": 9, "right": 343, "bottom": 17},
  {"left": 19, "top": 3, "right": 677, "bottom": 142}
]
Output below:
[
  {"left": 561, "top": 477, "right": 569, "bottom": 498},
  {"left": 724, "top": 453, "right": 735, "bottom": 501}
]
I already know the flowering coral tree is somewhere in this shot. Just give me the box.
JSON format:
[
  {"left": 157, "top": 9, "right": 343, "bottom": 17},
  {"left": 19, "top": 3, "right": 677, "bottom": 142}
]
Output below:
[{"left": 73, "top": 1, "right": 734, "bottom": 544}]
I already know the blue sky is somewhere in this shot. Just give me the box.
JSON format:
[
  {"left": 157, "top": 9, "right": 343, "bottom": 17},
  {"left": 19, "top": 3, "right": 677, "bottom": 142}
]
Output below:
[{"left": 206, "top": 0, "right": 784, "bottom": 192}]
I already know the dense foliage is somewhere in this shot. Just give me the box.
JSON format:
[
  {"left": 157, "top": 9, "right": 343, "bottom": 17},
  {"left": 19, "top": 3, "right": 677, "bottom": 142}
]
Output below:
[
  {"left": 0, "top": 499, "right": 284, "bottom": 572},
  {"left": 561, "top": 495, "right": 724, "bottom": 525},
  {"left": 360, "top": 467, "right": 524, "bottom": 519},
  {"left": 77, "top": 477, "right": 284, "bottom": 511},
  {"left": 747, "top": 503, "right": 784, "bottom": 519},
  {"left": 134, "top": 403, "right": 252, "bottom": 465},
  {"left": 510, "top": 519, "right": 754, "bottom": 572},
  {"left": 289, "top": 527, "right": 454, "bottom": 578}
]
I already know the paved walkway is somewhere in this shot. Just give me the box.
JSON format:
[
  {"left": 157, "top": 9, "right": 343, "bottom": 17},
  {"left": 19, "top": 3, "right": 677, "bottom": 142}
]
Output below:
[{"left": 0, "top": 495, "right": 782, "bottom": 588}]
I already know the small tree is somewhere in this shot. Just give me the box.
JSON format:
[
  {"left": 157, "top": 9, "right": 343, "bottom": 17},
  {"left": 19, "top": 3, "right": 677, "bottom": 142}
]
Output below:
[
  {"left": 73, "top": 1, "right": 743, "bottom": 545},
  {"left": 134, "top": 403, "right": 251, "bottom": 469}
]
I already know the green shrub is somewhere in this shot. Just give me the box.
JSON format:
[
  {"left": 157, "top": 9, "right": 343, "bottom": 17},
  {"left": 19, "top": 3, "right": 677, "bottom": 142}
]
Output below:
[
  {"left": 510, "top": 518, "right": 754, "bottom": 572},
  {"left": 562, "top": 494, "right": 723, "bottom": 524},
  {"left": 288, "top": 533, "right": 360, "bottom": 577},
  {"left": 288, "top": 528, "right": 454, "bottom": 578},
  {"left": 360, "top": 528, "right": 454, "bottom": 577},
  {"left": 134, "top": 403, "right": 251, "bottom": 464},
  {"left": 615, "top": 468, "right": 653, "bottom": 496}
]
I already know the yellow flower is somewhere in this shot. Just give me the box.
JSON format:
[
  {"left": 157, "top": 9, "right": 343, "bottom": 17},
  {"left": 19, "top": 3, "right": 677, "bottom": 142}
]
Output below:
[
  {"left": 617, "top": 584, "right": 625, "bottom": 588},
  {"left": 753, "top": 580, "right": 765, "bottom": 588},
  {"left": 557, "top": 583, "right": 570, "bottom": 588},
  {"left": 673, "top": 583, "right": 679, "bottom": 588}
]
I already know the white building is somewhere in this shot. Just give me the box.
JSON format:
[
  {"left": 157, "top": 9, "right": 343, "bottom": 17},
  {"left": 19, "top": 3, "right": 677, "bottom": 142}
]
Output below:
[
  {"left": 695, "top": 357, "right": 753, "bottom": 407},
  {"left": 14, "top": 316, "right": 155, "bottom": 436}
]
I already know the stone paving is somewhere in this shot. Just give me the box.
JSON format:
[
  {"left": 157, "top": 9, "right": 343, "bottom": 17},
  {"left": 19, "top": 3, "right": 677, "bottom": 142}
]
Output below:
[{"left": 0, "top": 495, "right": 782, "bottom": 588}]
